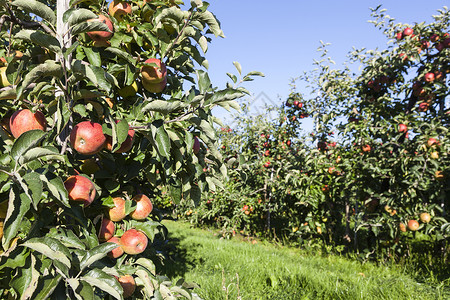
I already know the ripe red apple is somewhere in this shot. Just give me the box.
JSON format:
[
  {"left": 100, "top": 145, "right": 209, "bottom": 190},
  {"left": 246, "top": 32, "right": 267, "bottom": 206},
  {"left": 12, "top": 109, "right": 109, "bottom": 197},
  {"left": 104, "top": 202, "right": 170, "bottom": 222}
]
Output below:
[
  {"left": 427, "top": 137, "right": 439, "bottom": 147},
  {"left": 142, "top": 77, "right": 167, "bottom": 93},
  {"left": 293, "top": 100, "right": 299, "bottom": 107},
  {"left": 419, "top": 212, "right": 431, "bottom": 223},
  {"left": 117, "top": 275, "right": 136, "bottom": 298},
  {"left": 130, "top": 194, "right": 153, "bottom": 220},
  {"left": 87, "top": 15, "right": 114, "bottom": 42},
  {"left": 105, "top": 129, "right": 135, "bottom": 153},
  {"left": 424, "top": 72, "right": 435, "bottom": 83},
  {"left": 403, "top": 27, "right": 414, "bottom": 37},
  {"left": 9, "top": 109, "right": 47, "bottom": 139},
  {"left": 407, "top": 219, "right": 419, "bottom": 231},
  {"left": 120, "top": 229, "right": 148, "bottom": 255},
  {"left": 141, "top": 58, "right": 167, "bottom": 83},
  {"left": 107, "top": 236, "right": 124, "bottom": 258},
  {"left": 64, "top": 175, "right": 96, "bottom": 206},
  {"left": 70, "top": 121, "right": 106, "bottom": 155},
  {"left": 418, "top": 102, "right": 429, "bottom": 112},
  {"left": 362, "top": 144, "right": 371, "bottom": 152},
  {"left": 108, "top": 197, "right": 127, "bottom": 222},
  {"left": 297, "top": 102, "right": 303, "bottom": 109},
  {"left": 193, "top": 136, "right": 200, "bottom": 154},
  {"left": 98, "top": 218, "right": 115, "bottom": 241},
  {"left": 398, "top": 123, "right": 407, "bottom": 133},
  {"left": 109, "top": 0, "right": 132, "bottom": 21},
  {"left": 396, "top": 31, "right": 403, "bottom": 40}
]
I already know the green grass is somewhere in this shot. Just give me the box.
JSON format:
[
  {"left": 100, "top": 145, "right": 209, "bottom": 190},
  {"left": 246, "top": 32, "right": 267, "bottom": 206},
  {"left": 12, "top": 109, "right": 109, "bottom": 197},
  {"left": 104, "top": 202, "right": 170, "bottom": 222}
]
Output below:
[{"left": 161, "top": 220, "right": 449, "bottom": 300}]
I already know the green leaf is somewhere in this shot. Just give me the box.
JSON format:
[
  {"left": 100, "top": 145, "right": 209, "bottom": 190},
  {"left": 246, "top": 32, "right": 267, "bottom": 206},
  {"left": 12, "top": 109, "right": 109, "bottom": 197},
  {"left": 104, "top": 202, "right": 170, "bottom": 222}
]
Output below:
[
  {"left": 47, "top": 227, "right": 86, "bottom": 250},
  {"left": 135, "top": 258, "right": 156, "bottom": 276},
  {"left": 10, "top": 255, "right": 35, "bottom": 298},
  {"left": 232, "top": 61, "right": 242, "bottom": 75},
  {"left": 72, "top": 59, "right": 99, "bottom": 84},
  {"left": 81, "top": 269, "right": 123, "bottom": 300},
  {"left": 21, "top": 254, "right": 41, "bottom": 299},
  {"left": 80, "top": 242, "right": 119, "bottom": 271},
  {"left": 68, "top": 278, "right": 94, "bottom": 300},
  {"left": 11, "top": 0, "right": 56, "bottom": 24},
  {"left": 152, "top": 121, "right": 171, "bottom": 158},
  {"left": 31, "top": 274, "right": 62, "bottom": 300},
  {"left": 82, "top": 47, "right": 102, "bottom": 67},
  {"left": 196, "top": 70, "right": 211, "bottom": 93},
  {"left": 22, "top": 172, "right": 43, "bottom": 208},
  {"left": 105, "top": 47, "right": 136, "bottom": 65},
  {"left": 135, "top": 268, "right": 155, "bottom": 298},
  {"left": 19, "top": 146, "right": 62, "bottom": 165},
  {"left": 196, "top": 10, "right": 224, "bottom": 37},
  {"left": 22, "top": 237, "right": 71, "bottom": 268},
  {"left": 56, "top": 96, "right": 71, "bottom": 136},
  {"left": 2, "top": 189, "right": 31, "bottom": 249},
  {"left": 142, "top": 100, "right": 185, "bottom": 114},
  {"left": 189, "top": 117, "right": 215, "bottom": 141},
  {"left": 14, "top": 30, "right": 61, "bottom": 54},
  {"left": 19, "top": 60, "right": 63, "bottom": 96},
  {"left": 66, "top": 8, "right": 98, "bottom": 27},
  {"left": 154, "top": 6, "right": 185, "bottom": 26},
  {"left": 72, "top": 21, "right": 112, "bottom": 36},
  {"left": 10, "top": 129, "right": 46, "bottom": 161},
  {"left": 40, "top": 173, "right": 70, "bottom": 207}
]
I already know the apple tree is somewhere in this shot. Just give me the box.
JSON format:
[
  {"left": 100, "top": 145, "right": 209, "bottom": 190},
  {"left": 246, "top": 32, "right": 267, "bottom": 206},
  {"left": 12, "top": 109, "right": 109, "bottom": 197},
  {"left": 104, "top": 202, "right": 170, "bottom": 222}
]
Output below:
[{"left": 0, "top": 0, "right": 261, "bottom": 298}]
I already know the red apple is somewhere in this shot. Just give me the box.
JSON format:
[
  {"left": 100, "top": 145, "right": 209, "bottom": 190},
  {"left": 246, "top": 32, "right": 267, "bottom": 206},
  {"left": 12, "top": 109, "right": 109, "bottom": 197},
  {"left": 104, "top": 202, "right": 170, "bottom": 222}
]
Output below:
[
  {"left": 193, "top": 136, "right": 200, "bottom": 154},
  {"left": 427, "top": 137, "right": 439, "bottom": 147},
  {"left": 142, "top": 77, "right": 167, "bottom": 93},
  {"left": 419, "top": 212, "right": 431, "bottom": 223},
  {"left": 9, "top": 109, "right": 47, "bottom": 139},
  {"left": 109, "top": 0, "right": 132, "bottom": 21},
  {"left": 64, "top": 175, "right": 96, "bottom": 206},
  {"left": 403, "top": 27, "right": 414, "bottom": 37},
  {"left": 105, "top": 129, "right": 135, "bottom": 153},
  {"left": 399, "top": 223, "right": 407, "bottom": 232},
  {"left": 398, "top": 123, "right": 407, "bottom": 133},
  {"left": 108, "top": 197, "right": 127, "bottom": 222},
  {"left": 430, "top": 34, "right": 439, "bottom": 42},
  {"left": 407, "top": 219, "right": 419, "bottom": 231},
  {"left": 70, "top": 121, "right": 106, "bottom": 155},
  {"left": 87, "top": 15, "right": 114, "bottom": 42},
  {"left": 120, "top": 229, "right": 148, "bottom": 255},
  {"left": 362, "top": 144, "right": 371, "bottom": 152},
  {"left": 418, "top": 102, "right": 429, "bottom": 112},
  {"left": 424, "top": 72, "right": 435, "bottom": 83},
  {"left": 130, "top": 194, "right": 153, "bottom": 220},
  {"left": 396, "top": 31, "right": 403, "bottom": 40},
  {"left": 107, "top": 236, "right": 124, "bottom": 258},
  {"left": 98, "top": 218, "right": 115, "bottom": 242},
  {"left": 141, "top": 58, "right": 167, "bottom": 84},
  {"left": 117, "top": 275, "right": 136, "bottom": 298}
]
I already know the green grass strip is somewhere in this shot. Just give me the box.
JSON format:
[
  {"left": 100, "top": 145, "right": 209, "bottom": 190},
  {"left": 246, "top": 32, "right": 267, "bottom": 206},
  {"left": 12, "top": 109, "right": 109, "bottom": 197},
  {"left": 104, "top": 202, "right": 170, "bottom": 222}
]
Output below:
[{"left": 162, "top": 220, "right": 449, "bottom": 300}]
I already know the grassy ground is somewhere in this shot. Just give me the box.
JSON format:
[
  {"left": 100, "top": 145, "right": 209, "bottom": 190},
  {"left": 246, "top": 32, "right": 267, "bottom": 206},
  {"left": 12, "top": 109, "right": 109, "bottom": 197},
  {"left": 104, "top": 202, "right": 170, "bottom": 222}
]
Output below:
[{"left": 161, "top": 220, "right": 449, "bottom": 300}]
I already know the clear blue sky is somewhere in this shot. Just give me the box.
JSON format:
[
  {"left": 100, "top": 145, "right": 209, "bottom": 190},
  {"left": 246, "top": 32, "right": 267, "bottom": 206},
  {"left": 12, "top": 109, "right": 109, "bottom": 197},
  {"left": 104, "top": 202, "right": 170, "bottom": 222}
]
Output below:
[{"left": 201, "top": 1, "right": 449, "bottom": 127}]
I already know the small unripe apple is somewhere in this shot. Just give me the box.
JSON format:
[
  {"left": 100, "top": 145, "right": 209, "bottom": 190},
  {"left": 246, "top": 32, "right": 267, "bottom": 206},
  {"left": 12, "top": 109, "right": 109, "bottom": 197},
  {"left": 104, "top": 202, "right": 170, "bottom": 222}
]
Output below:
[
  {"left": 70, "top": 121, "right": 106, "bottom": 155},
  {"left": 107, "top": 236, "right": 124, "bottom": 258},
  {"left": 130, "top": 194, "right": 153, "bottom": 220},
  {"left": 141, "top": 58, "right": 167, "bottom": 84},
  {"left": 407, "top": 219, "right": 419, "bottom": 231},
  {"left": 9, "top": 109, "right": 47, "bottom": 139},
  {"left": 98, "top": 218, "right": 115, "bottom": 242},
  {"left": 87, "top": 15, "right": 114, "bottom": 41},
  {"left": 109, "top": 0, "right": 132, "bottom": 21},
  {"left": 117, "top": 275, "right": 136, "bottom": 298},
  {"left": 118, "top": 81, "right": 138, "bottom": 98},
  {"left": 120, "top": 229, "right": 148, "bottom": 255},
  {"left": 80, "top": 158, "right": 100, "bottom": 174},
  {"left": 108, "top": 197, "right": 127, "bottom": 222},
  {"left": 399, "top": 223, "right": 407, "bottom": 232},
  {"left": 419, "top": 212, "right": 431, "bottom": 223},
  {"left": 64, "top": 175, "right": 96, "bottom": 206}
]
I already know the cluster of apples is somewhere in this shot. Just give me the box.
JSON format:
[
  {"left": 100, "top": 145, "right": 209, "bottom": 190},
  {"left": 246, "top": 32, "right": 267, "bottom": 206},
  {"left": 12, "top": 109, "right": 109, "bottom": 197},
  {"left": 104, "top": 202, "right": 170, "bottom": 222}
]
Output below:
[
  {"left": 399, "top": 212, "right": 432, "bottom": 232},
  {"left": 285, "top": 97, "right": 308, "bottom": 121},
  {"left": 86, "top": 1, "right": 168, "bottom": 94}
]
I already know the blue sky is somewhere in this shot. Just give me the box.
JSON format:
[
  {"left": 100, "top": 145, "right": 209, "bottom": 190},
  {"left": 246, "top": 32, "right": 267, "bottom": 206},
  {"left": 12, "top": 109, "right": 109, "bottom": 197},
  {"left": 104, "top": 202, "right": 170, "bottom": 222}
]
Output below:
[{"left": 200, "top": 1, "right": 449, "bottom": 127}]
